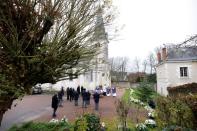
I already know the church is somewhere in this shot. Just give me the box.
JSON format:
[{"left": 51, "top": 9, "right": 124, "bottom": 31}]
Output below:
[{"left": 49, "top": 11, "right": 111, "bottom": 91}]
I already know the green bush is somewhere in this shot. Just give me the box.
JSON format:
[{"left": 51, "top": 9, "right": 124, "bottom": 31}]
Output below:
[
  {"left": 156, "top": 96, "right": 195, "bottom": 129},
  {"left": 167, "top": 83, "right": 197, "bottom": 96},
  {"left": 74, "top": 113, "right": 100, "bottom": 131},
  {"left": 147, "top": 74, "right": 156, "bottom": 83},
  {"left": 162, "top": 125, "right": 195, "bottom": 131},
  {"left": 135, "top": 82, "right": 155, "bottom": 103},
  {"left": 83, "top": 114, "right": 100, "bottom": 131},
  {"left": 9, "top": 121, "right": 72, "bottom": 131},
  {"left": 74, "top": 116, "right": 88, "bottom": 131}
]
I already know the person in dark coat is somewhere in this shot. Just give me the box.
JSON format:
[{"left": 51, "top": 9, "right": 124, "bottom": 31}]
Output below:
[
  {"left": 69, "top": 88, "right": 72, "bottom": 101},
  {"left": 73, "top": 90, "right": 79, "bottom": 106},
  {"left": 93, "top": 91, "right": 100, "bottom": 111},
  {"left": 87, "top": 91, "right": 91, "bottom": 105},
  {"left": 81, "top": 86, "right": 84, "bottom": 95},
  {"left": 58, "top": 91, "right": 63, "bottom": 107},
  {"left": 51, "top": 94, "right": 59, "bottom": 117},
  {"left": 77, "top": 85, "right": 80, "bottom": 95},
  {"left": 69, "top": 88, "right": 74, "bottom": 101},
  {"left": 82, "top": 89, "right": 87, "bottom": 108},
  {"left": 58, "top": 87, "right": 64, "bottom": 107},
  {"left": 60, "top": 86, "right": 64, "bottom": 96},
  {"left": 66, "top": 87, "right": 70, "bottom": 100}
]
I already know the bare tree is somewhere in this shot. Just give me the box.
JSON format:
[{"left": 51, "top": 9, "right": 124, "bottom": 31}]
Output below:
[
  {"left": 109, "top": 56, "right": 129, "bottom": 81},
  {"left": 134, "top": 57, "right": 140, "bottom": 73},
  {"left": 142, "top": 59, "right": 148, "bottom": 73},
  {"left": 147, "top": 53, "right": 156, "bottom": 74}
]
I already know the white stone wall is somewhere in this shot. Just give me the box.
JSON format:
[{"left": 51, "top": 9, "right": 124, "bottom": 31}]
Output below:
[
  {"left": 156, "top": 61, "right": 197, "bottom": 96},
  {"left": 156, "top": 63, "right": 168, "bottom": 96}
]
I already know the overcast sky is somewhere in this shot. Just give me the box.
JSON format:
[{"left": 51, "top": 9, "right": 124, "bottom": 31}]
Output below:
[{"left": 108, "top": 0, "right": 197, "bottom": 62}]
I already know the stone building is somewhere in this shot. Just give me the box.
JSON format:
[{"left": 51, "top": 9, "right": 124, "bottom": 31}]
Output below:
[
  {"left": 48, "top": 11, "right": 111, "bottom": 91},
  {"left": 156, "top": 45, "right": 197, "bottom": 96}
]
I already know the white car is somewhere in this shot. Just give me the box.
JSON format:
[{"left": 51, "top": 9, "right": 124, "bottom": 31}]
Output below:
[{"left": 32, "top": 84, "right": 42, "bottom": 94}]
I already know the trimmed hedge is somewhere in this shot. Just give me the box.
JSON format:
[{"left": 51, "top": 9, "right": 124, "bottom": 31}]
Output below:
[
  {"left": 167, "top": 83, "right": 197, "bottom": 96},
  {"left": 156, "top": 95, "right": 197, "bottom": 130}
]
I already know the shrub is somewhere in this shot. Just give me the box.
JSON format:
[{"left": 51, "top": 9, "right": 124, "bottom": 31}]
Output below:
[
  {"left": 9, "top": 121, "right": 72, "bottom": 131},
  {"left": 116, "top": 99, "right": 130, "bottom": 130},
  {"left": 74, "top": 116, "right": 88, "bottom": 131},
  {"left": 147, "top": 73, "right": 156, "bottom": 83},
  {"left": 83, "top": 114, "right": 100, "bottom": 131},
  {"left": 144, "top": 119, "right": 156, "bottom": 128},
  {"left": 135, "top": 82, "right": 155, "bottom": 103},
  {"left": 135, "top": 123, "right": 148, "bottom": 131},
  {"left": 156, "top": 96, "right": 195, "bottom": 129},
  {"left": 162, "top": 125, "right": 195, "bottom": 131},
  {"left": 74, "top": 113, "right": 100, "bottom": 131},
  {"left": 167, "top": 83, "right": 197, "bottom": 96}
]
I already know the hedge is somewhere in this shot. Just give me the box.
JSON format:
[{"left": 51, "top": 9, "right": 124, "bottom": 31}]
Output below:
[{"left": 167, "top": 83, "right": 197, "bottom": 96}]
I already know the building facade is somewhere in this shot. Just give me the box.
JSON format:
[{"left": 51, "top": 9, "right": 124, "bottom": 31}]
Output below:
[
  {"left": 49, "top": 11, "right": 111, "bottom": 91},
  {"left": 156, "top": 46, "right": 197, "bottom": 96}
]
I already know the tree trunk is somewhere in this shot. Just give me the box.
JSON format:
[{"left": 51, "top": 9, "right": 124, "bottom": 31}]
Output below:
[{"left": 0, "top": 97, "right": 14, "bottom": 126}]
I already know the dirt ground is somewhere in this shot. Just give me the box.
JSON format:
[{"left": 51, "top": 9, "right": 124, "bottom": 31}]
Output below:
[{"left": 35, "top": 88, "right": 125, "bottom": 123}]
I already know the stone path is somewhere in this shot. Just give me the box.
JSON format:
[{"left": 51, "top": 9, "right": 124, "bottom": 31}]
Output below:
[{"left": 35, "top": 88, "right": 125, "bottom": 122}]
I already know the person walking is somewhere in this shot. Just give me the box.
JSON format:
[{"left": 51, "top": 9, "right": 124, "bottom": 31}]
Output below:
[
  {"left": 51, "top": 93, "right": 59, "bottom": 117},
  {"left": 58, "top": 91, "right": 63, "bottom": 107},
  {"left": 58, "top": 87, "right": 64, "bottom": 107},
  {"left": 87, "top": 90, "right": 91, "bottom": 105},
  {"left": 82, "top": 89, "right": 87, "bottom": 108},
  {"left": 77, "top": 85, "right": 80, "bottom": 95},
  {"left": 73, "top": 90, "right": 79, "bottom": 106},
  {"left": 70, "top": 88, "right": 74, "bottom": 101},
  {"left": 112, "top": 86, "right": 116, "bottom": 97},
  {"left": 93, "top": 90, "right": 100, "bottom": 111},
  {"left": 66, "top": 87, "right": 70, "bottom": 100},
  {"left": 81, "top": 86, "right": 84, "bottom": 95}
]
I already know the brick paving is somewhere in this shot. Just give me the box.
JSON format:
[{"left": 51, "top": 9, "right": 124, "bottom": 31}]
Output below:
[{"left": 35, "top": 88, "right": 125, "bottom": 122}]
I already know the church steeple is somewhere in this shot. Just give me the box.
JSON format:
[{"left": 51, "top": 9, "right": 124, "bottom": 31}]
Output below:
[{"left": 94, "top": 7, "right": 109, "bottom": 62}]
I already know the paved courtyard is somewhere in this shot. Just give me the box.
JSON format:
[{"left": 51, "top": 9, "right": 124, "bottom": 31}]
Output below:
[
  {"left": 0, "top": 88, "right": 124, "bottom": 131},
  {"left": 35, "top": 88, "right": 125, "bottom": 122}
]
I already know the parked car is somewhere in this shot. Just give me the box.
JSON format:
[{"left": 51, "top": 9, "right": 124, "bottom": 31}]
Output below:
[{"left": 32, "top": 84, "right": 42, "bottom": 94}]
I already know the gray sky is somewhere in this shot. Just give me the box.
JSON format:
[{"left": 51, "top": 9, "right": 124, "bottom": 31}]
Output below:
[{"left": 108, "top": 0, "right": 197, "bottom": 62}]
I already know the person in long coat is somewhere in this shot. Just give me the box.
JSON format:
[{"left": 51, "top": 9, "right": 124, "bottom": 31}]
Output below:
[
  {"left": 58, "top": 87, "right": 64, "bottom": 107},
  {"left": 77, "top": 85, "right": 80, "bottom": 95},
  {"left": 66, "top": 87, "right": 70, "bottom": 100},
  {"left": 87, "top": 91, "right": 91, "bottom": 105},
  {"left": 81, "top": 86, "right": 84, "bottom": 95},
  {"left": 58, "top": 91, "right": 63, "bottom": 107},
  {"left": 82, "top": 89, "right": 88, "bottom": 108},
  {"left": 70, "top": 88, "right": 74, "bottom": 101},
  {"left": 51, "top": 94, "right": 59, "bottom": 117},
  {"left": 93, "top": 91, "right": 100, "bottom": 111},
  {"left": 73, "top": 90, "right": 79, "bottom": 106}
]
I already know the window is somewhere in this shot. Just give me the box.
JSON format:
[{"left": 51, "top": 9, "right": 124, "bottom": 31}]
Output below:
[{"left": 180, "top": 67, "right": 188, "bottom": 77}]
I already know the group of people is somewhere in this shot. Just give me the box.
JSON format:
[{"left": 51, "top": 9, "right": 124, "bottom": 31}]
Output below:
[
  {"left": 51, "top": 85, "right": 101, "bottom": 118},
  {"left": 96, "top": 85, "right": 117, "bottom": 97}
]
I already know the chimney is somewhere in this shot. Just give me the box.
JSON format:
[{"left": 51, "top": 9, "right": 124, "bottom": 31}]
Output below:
[
  {"left": 162, "top": 48, "right": 167, "bottom": 61},
  {"left": 157, "top": 52, "right": 161, "bottom": 63}
]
